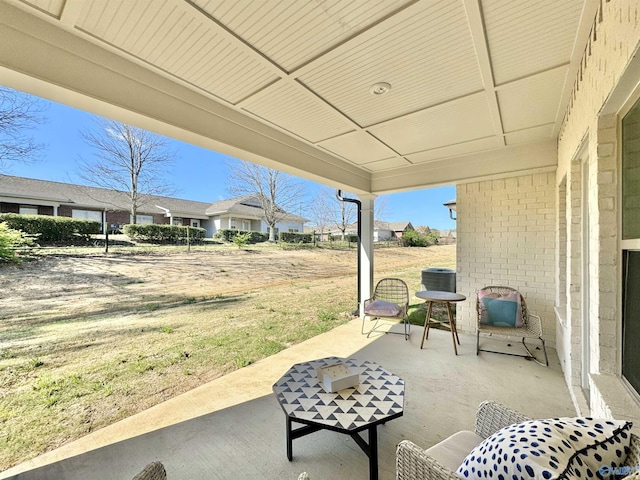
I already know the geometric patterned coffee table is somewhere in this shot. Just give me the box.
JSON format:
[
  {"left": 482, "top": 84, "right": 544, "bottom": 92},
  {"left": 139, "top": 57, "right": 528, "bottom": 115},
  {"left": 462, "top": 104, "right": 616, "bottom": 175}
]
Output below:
[{"left": 273, "top": 357, "right": 404, "bottom": 480}]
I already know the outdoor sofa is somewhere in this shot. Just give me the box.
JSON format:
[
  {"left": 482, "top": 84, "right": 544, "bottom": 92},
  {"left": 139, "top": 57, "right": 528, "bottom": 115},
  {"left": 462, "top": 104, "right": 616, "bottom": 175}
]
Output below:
[{"left": 396, "top": 400, "right": 640, "bottom": 479}]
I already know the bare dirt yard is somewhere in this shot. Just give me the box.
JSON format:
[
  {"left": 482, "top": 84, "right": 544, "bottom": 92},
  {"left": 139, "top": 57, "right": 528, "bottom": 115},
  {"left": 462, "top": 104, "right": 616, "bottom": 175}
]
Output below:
[{"left": 0, "top": 243, "right": 455, "bottom": 471}]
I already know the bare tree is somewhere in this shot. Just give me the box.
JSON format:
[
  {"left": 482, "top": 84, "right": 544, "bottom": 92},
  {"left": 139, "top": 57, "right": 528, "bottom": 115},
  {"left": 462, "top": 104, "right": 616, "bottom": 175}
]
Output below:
[
  {"left": 227, "top": 160, "right": 305, "bottom": 241},
  {"left": 310, "top": 187, "right": 338, "bottom": 240},
  {"left": 374, "top": 195, "right": 391, "bottom": 222},
  {"left": 317, "top": 191, "right": 388, "bottom": 240},
  {"left": 78, "top": 119, "right": 175, "bottom": 223},
  {"left": 0, "top": 86, "right": 46, "bottom": 171}
]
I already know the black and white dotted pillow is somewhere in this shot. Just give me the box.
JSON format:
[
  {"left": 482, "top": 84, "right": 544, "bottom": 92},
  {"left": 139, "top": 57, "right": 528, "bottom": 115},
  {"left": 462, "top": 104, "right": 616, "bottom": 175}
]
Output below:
[{"left": 456, "top": 417, "right": 633, "bottom": 479}]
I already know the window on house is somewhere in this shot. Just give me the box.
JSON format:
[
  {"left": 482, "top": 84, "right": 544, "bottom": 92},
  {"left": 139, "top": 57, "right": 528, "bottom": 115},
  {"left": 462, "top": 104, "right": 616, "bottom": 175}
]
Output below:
[
  {"left": 19, "top": 205, "right": 38, "bottom": 215},
  {"left": 136, "top": 214, "right": 153, "bottom": 224},
  {"left": 621, "top": 96, "right": 640, "bottom": 396},
  {"left": 72, "top": 209, "right": 102, "bottom": 222}
]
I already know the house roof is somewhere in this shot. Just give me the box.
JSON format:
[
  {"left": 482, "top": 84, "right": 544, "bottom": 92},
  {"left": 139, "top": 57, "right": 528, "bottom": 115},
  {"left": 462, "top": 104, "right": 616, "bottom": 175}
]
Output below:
[
  {"left": 0, "top": 1, "right": 597, "bottom": 196},
  {"left": 0, "top": 175, "right": 308, "bottom": 222},
  {"left": 205, "top": 195, "right": 264, "bottom": 216},
  {"left": 387, "top": 222, "right": 413, "bottom": 232},
  {"left": 205, "top": 195, "right": 307, "bottom": 223},
  {"left": 1, "top": 174, "right": 216, "bottom": 218}
]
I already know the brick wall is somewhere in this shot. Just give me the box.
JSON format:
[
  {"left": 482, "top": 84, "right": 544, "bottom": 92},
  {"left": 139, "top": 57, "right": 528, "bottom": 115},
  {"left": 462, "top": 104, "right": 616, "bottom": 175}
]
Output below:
[
  {"left": 555, "top": 0, "right": 640, "bottom": 421},
  {"left": 456, "top": 172, "right": 556, "bottom": 342}
]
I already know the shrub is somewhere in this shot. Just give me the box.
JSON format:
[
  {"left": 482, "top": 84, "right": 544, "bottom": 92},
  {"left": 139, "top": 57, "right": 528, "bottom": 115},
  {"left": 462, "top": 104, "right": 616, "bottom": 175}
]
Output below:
[
  {"left": 122, "top": 224, "right": 206, "bottom": 243},
  {"left": 215, "top": 229, "right": 268, "bottom": 244},
  {"left": 402, "top": 229, "right": 429, "bottom": 247},
  {"left": 279, "top": 232, "right": 312, "bottom": 243},
  {"left": 0, "top": 213, "right": 101, "bottom": 242},
  {"left": 426, "top": 232, "right": 439, "bottom": 245},
  {"left": 0, "top": 222, "right": 36, "bottom": 263},
  {"left": 232, "top": 232, "right": 252, "bottom": 249}
]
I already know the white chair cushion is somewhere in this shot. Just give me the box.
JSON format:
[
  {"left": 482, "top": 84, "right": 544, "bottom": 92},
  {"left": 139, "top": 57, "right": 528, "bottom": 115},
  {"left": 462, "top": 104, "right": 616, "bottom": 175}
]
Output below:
[{"left": 424, "top": 430, "right": 485, "bottom": 472}]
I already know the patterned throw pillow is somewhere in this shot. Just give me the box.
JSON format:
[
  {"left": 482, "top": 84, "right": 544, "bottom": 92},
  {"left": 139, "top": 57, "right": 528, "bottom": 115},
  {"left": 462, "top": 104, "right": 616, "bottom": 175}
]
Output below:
[
  {"left": 456, "top": 417, "right": 633, "bottom": 480},
  {"left": 364, "top": 300, "right": 401, "bottom": 317},
  {"left": 478, "top": 290, "right": 523, "bottom": 327}
]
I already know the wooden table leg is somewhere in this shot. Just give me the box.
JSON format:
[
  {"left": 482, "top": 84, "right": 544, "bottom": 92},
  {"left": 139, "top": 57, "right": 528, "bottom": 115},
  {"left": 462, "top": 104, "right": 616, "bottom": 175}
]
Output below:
[
  {"left": 446, "top": 302, "right": 459, "bottom": 355},
  {"left": 420, "top": 301, "right": 434, "bottom": 349}
]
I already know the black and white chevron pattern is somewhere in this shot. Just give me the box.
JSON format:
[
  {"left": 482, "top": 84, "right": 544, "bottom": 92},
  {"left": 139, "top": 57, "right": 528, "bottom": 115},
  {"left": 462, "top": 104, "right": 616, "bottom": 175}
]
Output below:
[{"left": 273, "top": 357, "right": 404, "bottom": 431}]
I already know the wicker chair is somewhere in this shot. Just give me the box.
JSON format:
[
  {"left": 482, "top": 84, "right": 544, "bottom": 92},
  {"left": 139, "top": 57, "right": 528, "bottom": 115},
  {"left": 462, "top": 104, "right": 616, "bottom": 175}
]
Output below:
[
  {"left": 132, "top": 462, "right": 166, "bottom": 480},
  {"left": 396, "top": 401, "right": 640, "bottom": 480},
  {"left": 362, "top": 278, "right": 410, "bottom": 340},
  {"left": 476, "top": 286, "right": 548, "bottom": 366}
]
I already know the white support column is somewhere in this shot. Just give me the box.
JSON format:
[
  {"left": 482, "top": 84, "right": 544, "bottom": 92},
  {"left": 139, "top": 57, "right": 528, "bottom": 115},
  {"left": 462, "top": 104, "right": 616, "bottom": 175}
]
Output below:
[
  {"left": 53, "top": 204, "right": 58, "bottom": 216},
  {"left": 359, "top": 194, "right": 376, "bottom": 317}
]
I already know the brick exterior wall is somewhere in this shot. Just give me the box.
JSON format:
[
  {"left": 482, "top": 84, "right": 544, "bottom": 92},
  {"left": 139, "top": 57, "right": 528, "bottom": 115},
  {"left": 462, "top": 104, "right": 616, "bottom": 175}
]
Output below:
[
  {"left": 456, "top": 172, "right": 556, "bottom": 340},
  {"left": 555, "top": 0, "right": 640, "bottom": 425}
]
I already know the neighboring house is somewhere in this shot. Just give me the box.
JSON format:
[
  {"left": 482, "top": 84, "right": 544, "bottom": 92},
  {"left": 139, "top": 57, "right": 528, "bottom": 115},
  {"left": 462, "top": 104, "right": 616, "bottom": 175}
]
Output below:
[
  {"left": 437, "top": 229, "right": 456, "bottom": 245},
  {"left": 0, "top": 175, "right": 306, "bottom": 238},
  {"left": 370, "top": 221, "right": 413, "bottom": 241},
  {"left": 305, "top": 221, "right": 413, "bottom": 242},
  {"left": 387, "top": 221, "right": 414, "bottom": 239},
  {"left": 205, "top": 195, "right": 306, "bottom": 236}
]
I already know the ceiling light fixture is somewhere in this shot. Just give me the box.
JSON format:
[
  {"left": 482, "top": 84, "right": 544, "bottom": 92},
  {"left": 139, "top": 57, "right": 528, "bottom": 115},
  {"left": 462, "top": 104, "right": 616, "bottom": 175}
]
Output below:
[{"left": 370, "top": 82, "right": 391, "bottom": 96}]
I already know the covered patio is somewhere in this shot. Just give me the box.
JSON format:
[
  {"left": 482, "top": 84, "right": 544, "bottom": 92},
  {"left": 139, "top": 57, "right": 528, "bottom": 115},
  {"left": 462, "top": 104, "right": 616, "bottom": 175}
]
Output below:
[
  {"left": 2, "top": 0, "right": 640, "bottom": 478},
  {"left": 1, "top": 323, "right": 574, "bottom": 480}
]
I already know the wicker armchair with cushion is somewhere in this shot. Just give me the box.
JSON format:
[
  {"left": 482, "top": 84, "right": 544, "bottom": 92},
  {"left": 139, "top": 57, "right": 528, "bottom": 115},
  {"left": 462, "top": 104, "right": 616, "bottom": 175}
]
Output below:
[
  {"left": 396, "top": 401, "right": 640, "bottom": 480},
  {"left": 476, "top": 286, "right": 548, "bottom": 366},
  {"left": 362, "top": 278, "right": 410, "bottom": 340}
]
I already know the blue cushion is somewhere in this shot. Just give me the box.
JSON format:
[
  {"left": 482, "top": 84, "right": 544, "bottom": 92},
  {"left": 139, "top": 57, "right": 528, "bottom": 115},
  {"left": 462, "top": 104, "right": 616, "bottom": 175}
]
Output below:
[
  {"left": 478, "top": 290, "right": 523, "bottom": 327},
  {"left": 482, "top": 297, "right": 518, "bottom": 327}
]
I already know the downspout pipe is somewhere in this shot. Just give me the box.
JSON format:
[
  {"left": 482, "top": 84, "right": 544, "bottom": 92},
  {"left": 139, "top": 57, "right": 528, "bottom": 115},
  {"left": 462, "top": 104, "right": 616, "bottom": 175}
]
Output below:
[{"left": 336, "top": 190, "right": 361, "bottom": 316}]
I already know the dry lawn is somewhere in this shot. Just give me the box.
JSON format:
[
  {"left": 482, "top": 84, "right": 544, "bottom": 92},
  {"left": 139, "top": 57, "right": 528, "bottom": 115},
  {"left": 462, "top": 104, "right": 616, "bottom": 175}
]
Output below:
[{"left": 0, "top": 243, "right": 455, "bottom": 471}]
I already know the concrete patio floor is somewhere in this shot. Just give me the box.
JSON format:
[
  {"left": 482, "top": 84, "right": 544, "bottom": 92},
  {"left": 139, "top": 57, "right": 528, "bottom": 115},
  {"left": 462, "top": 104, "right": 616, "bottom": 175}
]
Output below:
[{"left": 1, "top": 318, "right": 576, "bottom": 480}]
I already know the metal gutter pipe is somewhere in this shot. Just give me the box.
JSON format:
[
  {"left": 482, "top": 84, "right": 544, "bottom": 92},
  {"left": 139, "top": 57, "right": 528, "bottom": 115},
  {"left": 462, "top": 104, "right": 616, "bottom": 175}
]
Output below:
[{"left": 336, "top": 190, "right": 361, "bottom": 316}]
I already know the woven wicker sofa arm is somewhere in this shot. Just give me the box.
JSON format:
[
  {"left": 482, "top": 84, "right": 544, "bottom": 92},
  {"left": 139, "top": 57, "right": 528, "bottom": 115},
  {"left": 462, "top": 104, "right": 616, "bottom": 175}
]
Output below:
[
  {"left": 396, "top": 440, "right": 460, "bottom": 480},
  {"left": 474, "top": 401, "right": 530, "bottom": 439},
  {"left": 132, "top": 461, "right": 166, "bottom": 480},
  {"left": 626, "top": 434, "right": 640, "bottom": 470}
]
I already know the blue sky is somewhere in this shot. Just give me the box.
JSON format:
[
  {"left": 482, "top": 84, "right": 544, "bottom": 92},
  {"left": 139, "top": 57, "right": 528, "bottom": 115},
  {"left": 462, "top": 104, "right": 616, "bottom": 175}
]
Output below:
[{"left": 5, "top": 94, "right": 456, "bottom": 230}]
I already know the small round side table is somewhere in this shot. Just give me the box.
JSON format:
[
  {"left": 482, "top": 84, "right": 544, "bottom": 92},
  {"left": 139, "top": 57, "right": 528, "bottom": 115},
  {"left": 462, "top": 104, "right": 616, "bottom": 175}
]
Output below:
[{"left": 415, "top": 290, "right": 466, "bottom": 355}]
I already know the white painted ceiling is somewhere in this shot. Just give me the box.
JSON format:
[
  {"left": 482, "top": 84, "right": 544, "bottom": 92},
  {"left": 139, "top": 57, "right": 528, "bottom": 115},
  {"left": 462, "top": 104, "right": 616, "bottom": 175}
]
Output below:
[{"left": 0, "top": 0, "right": 597, "bottom": 194}]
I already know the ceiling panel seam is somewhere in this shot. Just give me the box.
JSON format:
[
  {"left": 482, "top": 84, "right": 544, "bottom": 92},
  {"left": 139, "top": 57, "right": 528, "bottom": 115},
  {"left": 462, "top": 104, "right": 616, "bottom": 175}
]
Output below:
[
  {"left": 494, "top": 63, "right": 571, "bottom": 89},
  {"left": 59, "top": 0, "right": 83, "bottom": 27},
  {"left": 360, "top": 90, "right": 486, "bottom": 130},
  {"left": 462, "top": 0, "right": 504, "bottom": 146}
]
